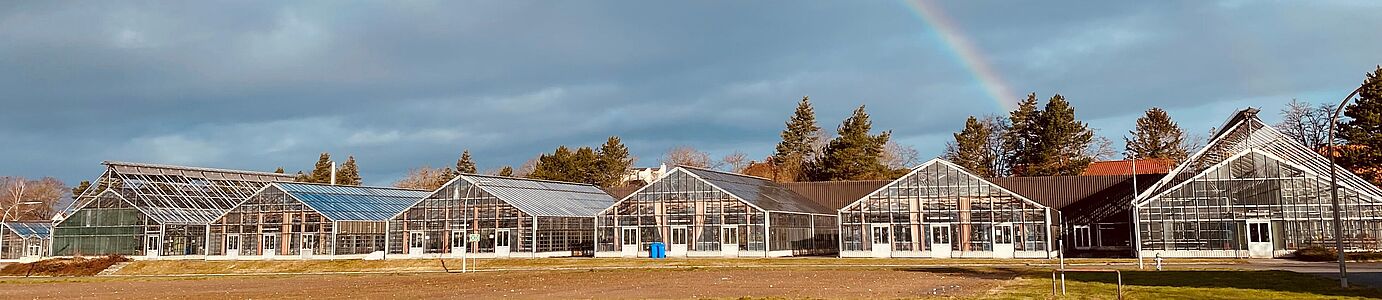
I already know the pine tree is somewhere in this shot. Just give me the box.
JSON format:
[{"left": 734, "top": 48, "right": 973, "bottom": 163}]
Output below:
[
  {"left": 456, "top": 150, "right": 477, "bottom": 174},
  {"left": 1338, "top": 65, "right": 1382, "bottom": 185},
  {"left": 596, "top": 136, "right": 633, "bottom": 187},
  {"left": 1125, "top": 107, "right": 1189, "bottom": 162},
  {"left": 308, "top": 153, "right": 333, "bottom": 183},
  {"left": 573, "top": 147, "right": 600, "bottom": 184},
  {"left": 1030, "top": 94, "right": 1095, "bottom": 176},
  {"left": 1004, "top": 93, "right": 1042, "bottom": 176},
  {"left": 294, "top": 171, "right": 309, "bottom": 182},
  {"left": 338, "top": 156, "right": 362, "bottom": 186},
  {"left": 771, "top": 96, "right": 821, "bottom": 182},
  {"left": 273, "top": 167, "right": 285, "bottom": 174},
  {"left": 436, "top": 167, "right": 456, "bottom": 187},
  {"left": 944, "top": 116, "right": 995, "bottom": 177},
  {"left": 529, "top": 146, "right": 575, "bottom": 181},
  {"left": 815, "top": 105, "right": 891, "bottom": 181},
  {"left": 498, "top": 166, "right": 515, "bottom": 177},
  {"left": 71, "top": 180, "right": 92, "bottom": 197}
]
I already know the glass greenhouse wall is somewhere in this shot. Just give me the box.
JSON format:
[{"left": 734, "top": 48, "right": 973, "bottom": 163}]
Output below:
[
  {"left": 388, "top": 174, "right": 612, "bottom": 258},
  {"left": 52, "top": 191, "right": 156, "bottom": 256},
  {"left": 1135, "top": 110, "right": 1382, "bottom": 258},
  {"left": 596, "top": 167, "right": 838, "bottom": 258},
  {"left": 839, "top": 159, "right": 1056, "bottom": 258},
  {"left": 209, "top": 183, "right": 426, "bottom": 258},
  {"left": 2, "top": 222, "right": 51, "bottom": 260}
]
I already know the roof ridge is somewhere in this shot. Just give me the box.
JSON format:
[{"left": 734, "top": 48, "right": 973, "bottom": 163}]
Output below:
[
  {"left": 458, "top": 173, "right": 599, "bottom": 187},
  {"left": 276, "top": 181, "right": 428, "bottom": 192},
  {"left": 679, "top": 165, "right": 775, "bottom": 181},
  {"left": 104, "top": 161, "right": 295, "bottom": 178}
]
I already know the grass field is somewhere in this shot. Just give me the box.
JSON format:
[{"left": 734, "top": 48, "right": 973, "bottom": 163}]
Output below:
[{"left": 985, "top": 268, "right": 1382, "bottom": 299}]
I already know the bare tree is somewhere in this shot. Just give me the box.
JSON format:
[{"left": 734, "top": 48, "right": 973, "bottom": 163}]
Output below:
[
  {"left": 660, "top": 145, "right": 713, "bottom": 168},
  {"left": 393, "top": 166, "right": 450, "bottom": 191},
  {"left": 980, "top": 115, "right": 1012, "bottom": 177},
  {"left": 514, "top": 156, "right": 540, "bottom": 178},
  {"left": 1086, "top": 135, "right": 1120, "bottom": 161},
  {"left": 721, "top": 151, "right": 751, "bottom": 173},
  {"left": 1278, "top": 99, "right": 1333, "bottom": 150},
  {"left": 1, "top": 176, "right": 66, "bottom": 221},
  {"left": 881, "top": 140, "right": 921, "bottom": 170}
]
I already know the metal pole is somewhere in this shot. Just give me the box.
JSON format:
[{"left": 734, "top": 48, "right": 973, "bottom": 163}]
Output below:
[
  {"left": 1131, "top": 151, "right": 1144, "bottom": 270},
  {"left": 1328, "top": 86, "right": 1364, "bottom": 289}
]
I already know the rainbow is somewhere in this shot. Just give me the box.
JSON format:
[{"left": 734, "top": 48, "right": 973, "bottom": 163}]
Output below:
[{"left": 903, "top": 0, "right": 1019, "bottom": 111}]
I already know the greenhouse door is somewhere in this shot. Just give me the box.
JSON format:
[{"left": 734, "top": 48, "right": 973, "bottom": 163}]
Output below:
[
  {"left": 721, "top": 225, "right": 739, "bottom": 257},
  {"left": 993, "top": 224, "right": 1014, "bottom": 259},
  {"left": 931, "top": 224, "right": 951, "bottom": 258},
  {"left": 146, "top": 235, "right": 161, "bottom": 257},
  {"left": 26, "top": 241, "right": 40, "bottom": 257},
  {"left": 262, "top": 235, "right": 277, "bottom": 257},
  {"left": 1247, "top": 220, "right": 1273, "bottom": 258},
  {"left": 669, "top": 226, "right": 688, "bottom": 257},
  {"left": 225, "top": 235, "right": 240, "bottom": 256},
  {"left": 301, "top": 234, "right": 317, "bottom": 257},
  {"left": 620, "top": 227, "right": 639, "bottom": 257},
  {"left": 494, "top": 229, "right": 511, "bottom": 257},
  {"left": 451, "top": 230, "right": 467, "bottom": 255},
  {"left": 870, "top": 224, "right": 891, "bottom": 258},
  {"left": 408, "top": 231, "right": 425, "bottom": 256}
]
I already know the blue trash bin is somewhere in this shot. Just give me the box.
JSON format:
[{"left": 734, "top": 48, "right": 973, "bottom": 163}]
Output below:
[{"left": 650, "top": 242, "right": 666, "bottom": 258}]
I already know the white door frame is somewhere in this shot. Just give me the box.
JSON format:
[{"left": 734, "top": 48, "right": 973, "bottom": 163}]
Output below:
[
  {"left": 301, "top": 233, "right": 316, "bottom": 257},
  {"left": 1072, "top": 225, "right": 1092, "bottom": 249},
  {"left": 451, "top": 230, "right": 467, "bottom": 255},
  {"left": 262, "top": 234, "right": 277, "bottom": 257},
  {"left": 993, "top": 223, "right": 1015, "bottom": 259},
  {"left": 25, "top": 239, "right": 40, "bottom": 257},
  {"left": 408, "top": 231, "right": 426, "bottom": 257},
  {"left": 721, "top": 225, "right": 739, "bottom": 257},
  {"left": 225, "top": 234, "right": 240, "bottom": 256},
  {"left": 145, "top": 235, "right": 162, "bottom": 257},
  {"left": 1247, "top": 220, "right": 1274, "bottom": 258},
  {"left": 870, "top": 223, "right": 891, "bottom": 258},
  {"left": 494, "top": 229, "right": 512, "bottom": 257},
  {"left": 669, "top": 226, "right": 688, "bottom": 257},
  {"left": 931, "top": 224, "right": 952, "bottom": 258},
  {"left": 620, "top": 226, "right": 639, "bottom": 257}
]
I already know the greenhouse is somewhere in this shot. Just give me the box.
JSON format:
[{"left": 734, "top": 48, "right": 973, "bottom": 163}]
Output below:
[
  {"left": 52, "top": 161, "right": 293, "bottom": 257},
  {"left": 596, "top": 167, "right": 838, "bottom": 258},
  {"left": 1, "top": 222, "right": 51, "bottom": 261},
  {"left": 1135, "top": 108, "right": 1382, "bottom": 258},
  {"left": 839, "top": 159, "right": 1057, "bottom": 258},
  {"left": 208, "top": 183, "right": 428, "bottom": 259},
  {"left": 388, "top": 174, "right": 615, "bottom": 258}
]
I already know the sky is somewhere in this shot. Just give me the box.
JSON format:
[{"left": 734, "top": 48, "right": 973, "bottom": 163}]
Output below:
[{"left": 2, "top": 0, "right": 1381, "bottom": 186}]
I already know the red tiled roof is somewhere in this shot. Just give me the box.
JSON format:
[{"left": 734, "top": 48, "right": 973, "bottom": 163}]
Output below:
[{"left": 1080, "top": 159, "right": 1174, "bottom": 176}]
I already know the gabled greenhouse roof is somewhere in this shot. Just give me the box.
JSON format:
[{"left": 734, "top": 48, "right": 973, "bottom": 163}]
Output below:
[
  {"left": 845, "top": 159, "right": 1050, "bottom": 211},
  {"left": 2, "top": 222, "right": 52, "bottom": 239},
  {"left": 273, "top": 183, "right": 429, "bottom": 221},
  {"left": 1135, "top": 108, "right": 1382, "bottom": 205},
  {"left": 680, "top": 167, "right": 834, "bottom": 215},
  {"left": 454, "top": 174, "right": 617, "bottom": 217},
  {"left": 67, "top": 161, "right": 294, "bottom": 225}
]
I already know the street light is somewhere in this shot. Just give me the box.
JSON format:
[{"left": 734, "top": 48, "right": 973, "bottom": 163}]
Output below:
[
  {"left": 2, "top": 201, "right": 43, "bottom": 222},
  {"left": 1326, "top": 85, "right": 1365, "bottom": 289}
]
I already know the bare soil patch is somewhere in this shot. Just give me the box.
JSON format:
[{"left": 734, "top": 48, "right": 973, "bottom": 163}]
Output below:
[
  {"left": 0, "top": 256, "right": 130, "bottom": 277},
  {"left": 0, "top": 267, "right": 1009, "bottom": 299}
]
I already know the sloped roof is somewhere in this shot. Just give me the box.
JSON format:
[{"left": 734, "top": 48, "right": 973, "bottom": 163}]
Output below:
[
  {"left": 457, "top": 174, "right": 616, "bottom": 217},
  {"left": 844, "top": 159, "right": 1051, "bottom": 211},
  {"left": 1080, "top": 159, "right": 1174, "bottom": 176},
  {"left": 781, "top": 180, "right": 892, "bottom": 210},
  {"left": 992, "top": 174, "right": 1163, "bottom": 224},
  {"left": 1136, "top": 108, "right": 1382, "bottom": 205},
  {"left": 68, "top": 161, "right": 293, "bottom": 225},
  {"left": 681, "top": 167, "right": 835, "bottom": 215},
  {"left": 3, "top": 222, "right": 52, "bottom": 239},
  {"left": 275, "top": 183, "right": 428, "bottom": 221}
]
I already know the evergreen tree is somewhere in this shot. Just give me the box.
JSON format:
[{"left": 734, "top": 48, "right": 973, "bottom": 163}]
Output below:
[
  {"left": 71, "top": 180, "right": 92, "bottom": 197},
  {"left": 1125, "top": 107, "right": 1189, "bottom": 162},
  {"left": 815, "top": 105, "right": 891, "bottom": 181},
  {"left": 573, "top": 147, "right": 600, "bottom": 184},
  {"left": 436, "top": 167, "right": 456, "bottom": 187},
  {"left": 498, "top": 166, "right": 515, "bottom": 177},
  {"left": 1004, "top": 93, "right": 1043, "bottom": 176},
  {"left": 338, "top": 156, "right": 362, "bottom": 186},
  {"left": 456, "top": 150, "right": 477, "bottom": 174},
  {"left": 528, "top": 146, "right": 576, "bottom": 181},
  {"left": 1030, "top": 94, "right": 1095, "bottom": 176},
  {"left": 1338, "top": 66, "right": 1382, "bottom": 185},
  {"left": 944, "top": 116, "right": 995, "bottom": 177},
  {"left": 273, "top": 167, "right": 285, "bottom": 174},
  {"left": 308, "top": 153, "right": 333, "bottom": 184},
  {"left": 771, "top": 96, "right": 821, "bottom": 182},
  {"left": 294, "top": 171, "right": 309, "bottom": 182},
  {"left": 596, "top": 136, "right": 633, "bottom": 187}
]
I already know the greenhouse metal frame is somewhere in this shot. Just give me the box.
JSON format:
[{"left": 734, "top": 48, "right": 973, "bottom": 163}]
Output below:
[
  {"left": 388, "top": 174, "right": 614, "bottom": 258},
  {"left": 52, "top": 161, "right": 293, "bottom": 257},
  {"left": 595, "top": 167, "right": 838, "bottom": 258},
  {"left": 1, "top": 222, "right": 51, "bottom": 261},
  {"left": 208, "top": 183, "right": 428, "bottom": 259},
  {"left": 1134, "top": 109, "right": 1382, "bottom": 258},
  {"left": 839, "top": 159, "right": 1057, "bottom": 258}
]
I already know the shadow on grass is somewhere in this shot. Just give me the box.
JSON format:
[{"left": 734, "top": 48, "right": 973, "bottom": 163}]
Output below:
[
  {"left": 1055, "top": 270, "right": 1382, "bottom": 298},
  {"left": 895, "top": 267, "right": 1025, "bottom": 280}
]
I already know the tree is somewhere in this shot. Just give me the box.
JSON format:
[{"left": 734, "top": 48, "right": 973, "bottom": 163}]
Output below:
[
  {"left": 1278, "top": 99, "right": 1333, "bottom": 150},
  {"left": 596, "top": 136, "right": 634, "bottom": 187},
  {"left": 308, "top": 152, "right": 333, "bottom": 184},
  {"left": 528, "top": 146, "right": 576, "bottom": 181},
  {"left": 71, "top": 180, "right": 92, "bottom": 198},
  {"left": 573, "top": 147, "right": 600, "bottom": 184},
  {"left": 721, "top": 151, "right": 751, "bottom": 173},
  {"left": 337, "top": 156, "right": 363, "bottom": 186},
  {"left": 456, "top": 150, "right": 477, "bottom": 174},
  {"left": 1029, "top": 94, "right": 1096, "bottom": 176},
  {"left": 1125, "top": 107, "right": 1189, "bottom": 162},
  {"left": 1088, "top": 136, "right": 1119, "bottom": 161},
  {"left": 1339, "top": 66, "right": 1382, "bottom": 185},
  {"left": 660, "top": 145, "right": 713, "bottom": 168},
  {"left": 1, "top": 177, "right": 66, "bottom": 221},
  {"left": 980, "top": 115, "right": 1012, "bottom": 177},
  {"left": 273, "top": 167, "right": 285, "bottom": 174},
  {"left": 294, "top": 171, "right": 309, "bottom": 182},
  {"left": 1004, "top": 93, "right": 1043, "bottom": 176},
  {"left": 498, "top": 166, "right": 515, "bottom": 177},
  {"left": 515, "top": 157, "right": 539, "bottom": 178},
  {"left": 815, "top": 105, "right": 891, "bottom": 181},
  {"left": 945, "top": 116, "right": 996, "bottom": 177},
  {"left": 771, "top": 96, "right": 822, "bottom": 182},
  {"left": 394, "top": 166, "right": 450, "bottom": 191}
]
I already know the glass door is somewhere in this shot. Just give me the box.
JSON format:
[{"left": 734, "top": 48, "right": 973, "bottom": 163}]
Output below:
[
  {"left": 145, "top": 235, "right": 162, "bottom": 257},
  {"left": 262, "top": 234, "right": 278, "bottom": 256},
  {"left": 669, "top": 226, "right": 688, "bottom": 257},
  {"left": 409, "top": 231, "right": 425, "bottom": 256},
  {"left": 301, "top": 233, "right": 317, "bottom": 257},
  {"left": 451, "top": 230, "right": 467, "bottom": 255},
  {"left": 870, "top": 224, "right": 891, "bottom": 258},
  {"left": 1247, "top": 220, "right": 1273, "bottom": 258},
  {"left": 720, "top": 225, "right": 739, "bottom": 257},
  {"left": 620, "top": 227, "right": 639, "bottom": 257},
  {"left": 225, "top": 235, "right": 240, "bottom": 256},
  {"left": 494, "top": 229, "right": 511, "bottom": 257},
  {"left": 993, "top": 223, "right": 1014, "bottom": 258},
  {"left": 930, "top": 224, "right": 952, "bottom": 258}
]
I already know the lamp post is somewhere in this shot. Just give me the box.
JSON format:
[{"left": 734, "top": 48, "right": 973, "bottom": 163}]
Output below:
[
  {"left": 2, "top": 201, "right": 43, "bottom": 222},
  {"left": 1327, "top": 85, "right": 1365, "bottom": 289}
]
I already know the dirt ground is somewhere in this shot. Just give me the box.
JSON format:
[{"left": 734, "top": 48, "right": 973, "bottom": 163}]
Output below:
[{"left": 0, "top": 267, "right": 1012, "bottom": 299}]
